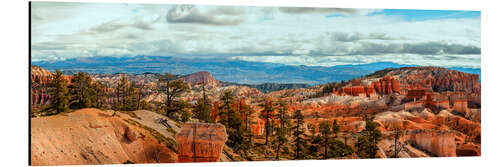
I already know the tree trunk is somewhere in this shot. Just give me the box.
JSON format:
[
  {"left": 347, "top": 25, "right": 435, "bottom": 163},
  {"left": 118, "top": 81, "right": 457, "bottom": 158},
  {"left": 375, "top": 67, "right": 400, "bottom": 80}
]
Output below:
[
  {"left": 324, "top": 141, "right": 328, "bottom": 159},
  {"left": 276, "top": 144, "right": 281, "bottom": 160}
]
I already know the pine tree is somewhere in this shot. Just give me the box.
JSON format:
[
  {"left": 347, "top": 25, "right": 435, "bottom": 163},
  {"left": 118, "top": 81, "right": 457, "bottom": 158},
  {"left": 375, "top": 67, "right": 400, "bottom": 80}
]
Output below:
[
  {"left": 194, "top": 98, "right": 211, "bottom": 123},
  {"left": 194, "top": 78, "right": 212, "bottom": 123},
  {"left": 274, "top": 101, "right": 290, "bottom": 160},
  {"left": 259, "top": 99, "right": 275, "bottom": 145},
  {"left": 319, "top": 121, "right": 332, "bottom": 159},
  {"left": 332, "top": 119, "right": 340, "bottom": 139},
  {"left": 50, "top": 70, "right": 70, "bottom": 114},
  {"left": 292, "top": 109, "right": 306, "bottom": 159},
  {"left": 70, "top": 72, "right": 97, "bottom": 109},
  {"left": 93, "top": 81, "right": 108, "bottom": 109},
  {"left": 218, "top": 90, "right": 235, "bottom": 128},
  {"left": 217, "top": 90, "right": 247, "bottom": 152},
  {"left": 355, "top": 115, "right": 382, "bottom": 158},
  {"left": 125, "top": 81, "right": 138, "bottom": 110},
  {"left": 157, "top": 72, "right": 189, "bottom": 117},
  {"left": 242, "top": 104, "right": 255, "bottom": 145},
  {"left": 388, "top": 128, "right": 408, "bottom": 158},
  {"left": 114, "top": 75, "right": 128, "bottom": 111}
]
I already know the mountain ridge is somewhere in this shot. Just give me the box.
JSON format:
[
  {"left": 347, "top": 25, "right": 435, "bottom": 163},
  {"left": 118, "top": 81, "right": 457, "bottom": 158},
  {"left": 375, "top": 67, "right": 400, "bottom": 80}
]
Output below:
[{"left": 32, "top": 55, "right": 480, "bottom": 85}]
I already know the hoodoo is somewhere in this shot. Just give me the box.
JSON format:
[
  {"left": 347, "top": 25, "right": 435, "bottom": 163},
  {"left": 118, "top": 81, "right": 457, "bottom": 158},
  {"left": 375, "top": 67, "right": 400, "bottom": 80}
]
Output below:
[{"left": 176, "top": 123, "right": 227, "bottom": 162}]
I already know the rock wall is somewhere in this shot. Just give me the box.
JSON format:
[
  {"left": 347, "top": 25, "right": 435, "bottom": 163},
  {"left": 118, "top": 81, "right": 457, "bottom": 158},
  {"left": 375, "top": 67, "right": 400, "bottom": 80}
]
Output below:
[
  {"left": 31, "top": 66, "right": 54, "bottom": 107},
  {"left": 31, "top": 66, "right": 73, "bottom": 107},
  {"left": 30, "top": 109, "right": 176, "bottom": 165},
  {"left": 182, "top": 71, "right": 218, "bottom": 86},
  {"left": 335, "top": 76, "right": 400, "bottom": 97},
  {"left": 385, "top": 67, "right": 480, "bottom": 94},
  {"left": 176, "top": 123, "right": 227, "bottom": 163},
  {"left": 453, "top": 100, "right": 468, "bottom": 115},
  {"left": 407, "top": 130, "right": 457, "bottom": 157}
]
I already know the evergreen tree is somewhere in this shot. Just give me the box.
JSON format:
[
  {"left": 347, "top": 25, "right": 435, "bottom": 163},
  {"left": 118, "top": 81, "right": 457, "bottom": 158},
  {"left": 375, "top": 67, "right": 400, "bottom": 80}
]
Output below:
[
  {"left": 194, "top": 98, "right": 211, "bottom": 123},
  {"left": 50, "top": 70, "right": 70, "bottom": 114},
  {"left": 217, "top": 90, "right": 247, "bottom": 152},
  {"left": 332, "top": 120, "right": 341, "bottom": 139},
  {"left": 259, "top": 99, "right": 275, "bottom": 145},
  {"left": 125, "top": 81, "right": 139, "bottom": 110},
  {"left": 274, "top": 101, "right": 290, "bottom": 160},
  {"left": 241, "top": 103, "right": 255, "bottom": 146},
  {"left": 218, "top": 90, "right": 235, "bottom": 127},
  {"left": 327, "top": 139, "right": 354, "bottom": 158},
  {"left": 355, "top": 115, "right": 382, "bottom": 158},
  {"left": 194, "top": 78, "right": 212, "bottom": 123},
  {"left": 93, "top": 81, "right": 108, "bottom": 109},
  {"left": 70, "top": 72, "right": 97, "bottom": 109},
  {"left": 388, "top": 128, "right": 408, "bottom": 158},
  {"left": 319, "top": 121, "right": 332, "bottom": 159},
  {"left": 157, "top": 72, "right": 189, "bottom": 117},
  {"left": 114, "top": 75, "right": 128, "bottom": 110},
  {"left": 292, "top": 109, "right": 306, "bottom": 159}
]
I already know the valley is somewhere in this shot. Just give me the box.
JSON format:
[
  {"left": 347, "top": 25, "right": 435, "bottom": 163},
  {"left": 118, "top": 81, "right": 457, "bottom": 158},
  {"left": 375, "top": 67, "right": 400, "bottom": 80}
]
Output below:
[{"left": 30, "top": 65, "right": 481, "bottom": 165}]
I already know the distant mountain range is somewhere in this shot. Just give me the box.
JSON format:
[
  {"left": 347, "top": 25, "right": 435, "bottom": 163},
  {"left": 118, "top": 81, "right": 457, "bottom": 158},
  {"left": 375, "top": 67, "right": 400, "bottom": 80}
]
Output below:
[{"left": 32, "top": 55, "right": 480, "bottom": 85}]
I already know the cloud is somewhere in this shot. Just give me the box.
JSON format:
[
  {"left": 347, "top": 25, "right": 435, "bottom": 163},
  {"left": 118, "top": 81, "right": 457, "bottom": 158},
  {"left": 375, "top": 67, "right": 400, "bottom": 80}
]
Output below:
[
  {"left": 86, "top": 17, "right": 159, "bottom": 34},
  {"left": 346, "top": 41, "right": 481, "bottom": 55},
  {"left": 87, "top": 20, "right": 127, "bottom": 33},
  {"left": 327, "top": 32, "right": 396, "bottom": 42},
  {"left": 231, "top": 53, "right": 481, "bottom": 69},
  {"left": 31, "top": 2, "right": 480, "bottom": 69},
  {"left": 166, "top": 5, "right": 245, "bottom": 26},
  {"left": 279, "top": 7, "right": 359, "bottom": 15}
]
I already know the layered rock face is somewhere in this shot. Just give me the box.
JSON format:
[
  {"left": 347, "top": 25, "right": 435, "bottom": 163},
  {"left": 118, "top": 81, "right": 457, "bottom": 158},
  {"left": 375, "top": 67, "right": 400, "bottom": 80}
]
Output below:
[
  {"left": 31, "top": 66, "right": 54, "bottom": 107},
  {"left": 182, "top": 71, "right": 218, "bottom": 86},
  {"left": 176, "top": 123, "right": 227, "bottom": 163},
  {"left": 31, "top": 66, "right": 73, "bottom": 107},
  {"left": 407, "top": 130, "right": 457, "bottom": 157},
  {"left": 30, "top": 109, "right": 176, "bottom": 165},
  {"left": 384, "top": 67, "right": 480, "bottom": 94},
  {"left": 335, "top": 76, "right": 401, "bottom": 97}
]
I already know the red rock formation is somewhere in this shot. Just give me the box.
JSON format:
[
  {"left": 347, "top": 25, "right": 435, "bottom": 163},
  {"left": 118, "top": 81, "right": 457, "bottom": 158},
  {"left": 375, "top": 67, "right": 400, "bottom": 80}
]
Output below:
[
  {"left": 176, "top": 123, "right": 227, "bottom": 163},
  {"left": 404, "top": 101, "right": 425, "bottom": 111},
  {"left": 453, "top": 100, "right": 468, "bottom": 115},
  {"left": 31, "top": 66, "right": 54, "bottom": 107},
  {"left": 456, "top": 143, "right": 481, "bottom": 156},
  {"left": 407, "top": 130, "right": 457, "bottom": 157},
  {"left": 31, "top": 109, "right": 177, "bottom": 165},
  {"left": 335, "top": 76, "right": 400, "bottom": 97},
  {"left": 383, "top": 67, "right": 480, "bottom": 94},
  {"left": 376, "top": 76, "right": 401, "bottom": 94},
  {"left": 31, "top": 66, "right": 74, "bottom": 108},
  {"left": 182, "top": 71, "right": 218, "bottom": 86}
]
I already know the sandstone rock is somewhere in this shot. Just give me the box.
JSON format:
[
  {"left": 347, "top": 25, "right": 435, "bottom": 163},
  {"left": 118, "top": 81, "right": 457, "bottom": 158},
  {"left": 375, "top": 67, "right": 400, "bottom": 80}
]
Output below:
[
  {"left": 456, "top": 143, "right": 481, "bottom": 156},
  {"left": 176, "top": 123, "right": 227, "bottom": 163},
  {"left": 382, "top": 67, "right": 480, "bottom": 94},
  {"left": 453, "top": 100, "right": 468, "bottom": 115},
  {"left": 182, "top": 71, "right": 218, "bottom": 86},
  {"left": 30, "top": 109, "right": 176, "bottom": 166},
  {"left": 125, "top": 126, "right": 137, "bottom": 142},
  {"left": 335, "top": 76, "right": 401, "bottom": 97},
  {"left": 407, "top": 130, "right": 456, "bottom": 157}
]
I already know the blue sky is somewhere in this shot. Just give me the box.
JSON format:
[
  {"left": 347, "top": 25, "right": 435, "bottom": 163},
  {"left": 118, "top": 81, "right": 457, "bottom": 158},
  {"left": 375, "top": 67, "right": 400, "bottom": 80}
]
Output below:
[
  {"left": 31, "top": 2, "right": 481, "bottom": 68},
  {"left": 369, "top": 9, "right": 480, "bottom": 21}
]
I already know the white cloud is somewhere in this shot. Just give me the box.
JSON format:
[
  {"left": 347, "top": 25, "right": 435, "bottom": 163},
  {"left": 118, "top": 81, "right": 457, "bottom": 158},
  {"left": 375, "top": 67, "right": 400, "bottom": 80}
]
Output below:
[{"left": 31, "top": 2, "right": 480, "bottom": 69}]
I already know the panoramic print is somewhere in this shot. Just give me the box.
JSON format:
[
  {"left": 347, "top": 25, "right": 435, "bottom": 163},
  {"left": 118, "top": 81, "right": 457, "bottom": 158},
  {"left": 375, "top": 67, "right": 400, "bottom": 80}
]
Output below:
[{"left": 30, "top": 2, "right": 481, "bottom": 165}]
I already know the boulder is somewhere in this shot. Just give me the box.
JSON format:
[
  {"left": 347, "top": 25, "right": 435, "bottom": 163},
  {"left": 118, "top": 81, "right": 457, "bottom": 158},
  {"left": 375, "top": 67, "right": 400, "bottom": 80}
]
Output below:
[
  {"left": 124, "top": 126, "right": 137, "bottom": 142},
  {"left": 456, "top": 143, "right": 481, "bottom": 156},
  {"left": 176, "top": 123, "right": 227, "bottom": 162}
]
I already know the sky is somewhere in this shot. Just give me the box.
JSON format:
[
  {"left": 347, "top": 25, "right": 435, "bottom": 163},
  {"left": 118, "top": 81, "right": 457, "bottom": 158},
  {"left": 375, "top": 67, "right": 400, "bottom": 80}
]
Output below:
[{"left": 31, "top": 2, "right": 481, "bottom": 68}]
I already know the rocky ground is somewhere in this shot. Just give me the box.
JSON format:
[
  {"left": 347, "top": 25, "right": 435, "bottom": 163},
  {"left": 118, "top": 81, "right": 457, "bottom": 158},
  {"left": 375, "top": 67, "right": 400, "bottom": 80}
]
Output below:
[{"left": 30, "top": 66, "right": 482, "bottom": 165}]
